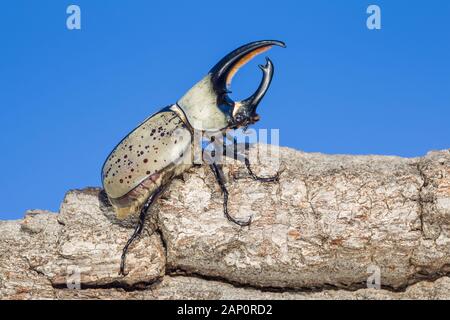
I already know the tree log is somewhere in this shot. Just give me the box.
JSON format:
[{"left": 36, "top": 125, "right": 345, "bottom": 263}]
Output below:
[{"left": 1, "top": 145, "right": 449, "bottom": 299}]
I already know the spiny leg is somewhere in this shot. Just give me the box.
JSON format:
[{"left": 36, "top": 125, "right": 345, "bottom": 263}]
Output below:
[
  {"left": 244, "top": 156, "right": 281, "bottom": 182},
  {"left": 210, "top": 162, "right": 252, "bottom": 227},
  {"left": 226, "top": 137, "right": 282, "bottom": 182},
  {"left": 119, "top": 185, "right": 164, "bottom": 276}
]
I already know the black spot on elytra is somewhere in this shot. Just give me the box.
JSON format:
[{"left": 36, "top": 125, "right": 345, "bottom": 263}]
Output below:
[
  {"left": 119, "top": 179, "right": 124, "bottom": 183},
  {"left": 143, "top": 159, "right": 148, "bottom": 163},
  {"left": 146, "top": 171, "right": 150, "bottom": 174}
]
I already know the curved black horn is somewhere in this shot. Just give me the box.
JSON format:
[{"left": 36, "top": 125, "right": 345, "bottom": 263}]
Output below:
[
  {"left": 209, "top": 40, "right": 285, "bottom": 94},
  {"left": 240, "top": 57, "right": 274, "bottom": 113}
]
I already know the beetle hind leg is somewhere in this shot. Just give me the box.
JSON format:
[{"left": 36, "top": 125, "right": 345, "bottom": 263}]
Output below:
[
  {"left": 119, "top": 185, "right": 164, "bottom": 276},
  {"left": 119, "top": 209, "right": 146, "bottom": 276},
  {"left": 210, "top": 163, "right": 252, "bottom": 227}
]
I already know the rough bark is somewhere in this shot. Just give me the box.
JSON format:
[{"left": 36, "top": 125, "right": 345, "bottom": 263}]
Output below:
[{"left": 0, "top": 145, "right": 449, "bottom": 299}]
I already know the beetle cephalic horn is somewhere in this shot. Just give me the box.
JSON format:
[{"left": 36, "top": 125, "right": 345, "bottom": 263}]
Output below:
[{"left": 233, "top": 57, "right": 274, "bottom": 120}]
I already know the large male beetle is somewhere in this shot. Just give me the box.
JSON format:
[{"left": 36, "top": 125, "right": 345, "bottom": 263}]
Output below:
[{"left": 102, "top": 40, "right": 286, "bottom": 275}]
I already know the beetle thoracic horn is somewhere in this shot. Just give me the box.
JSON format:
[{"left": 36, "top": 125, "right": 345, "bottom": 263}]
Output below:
[
  {"left": 209, "top": 40, "right": 285, "bottom": 89},
  {"left": 210, "top": 40, "right": 285, "bottom": 92}
]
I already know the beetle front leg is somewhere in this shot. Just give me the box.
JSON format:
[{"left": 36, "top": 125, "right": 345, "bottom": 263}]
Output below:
[
  {"left": 209, "top": 163, "right": 252, "bottom": 227},
  {"left": 244, "top": 156, "right": 281, "bottom": 182},
  {"left": 224, "top": 136, "right": 282, "bottom": 182},
  {"left": 119, "top": 185, "right": 164, "bottom": 276}
]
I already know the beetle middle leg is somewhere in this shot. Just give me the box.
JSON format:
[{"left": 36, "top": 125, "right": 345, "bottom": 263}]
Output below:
[
  {"left": 119, "top": 185, "right": 164, "bottom": 276},
  {"left": 210, "top": 162, "right": 252, "bottom": 227}
]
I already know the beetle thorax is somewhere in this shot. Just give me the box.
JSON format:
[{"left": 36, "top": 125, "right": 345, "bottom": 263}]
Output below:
[{"left": 177, "top": 74, "right": 232, "bottom": 132}]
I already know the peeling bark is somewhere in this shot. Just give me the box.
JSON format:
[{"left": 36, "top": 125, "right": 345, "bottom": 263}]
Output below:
[{"left": 0, "top": 145, "right": 449, "bottom": 299}]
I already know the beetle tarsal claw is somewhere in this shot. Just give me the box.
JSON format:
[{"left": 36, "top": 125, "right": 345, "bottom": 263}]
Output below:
[
  {"left": 241, "top": 215, "right": 253, "bottom": 226},
  {"left": 227, "top": 214, "right": 252, "bottom": 227}
]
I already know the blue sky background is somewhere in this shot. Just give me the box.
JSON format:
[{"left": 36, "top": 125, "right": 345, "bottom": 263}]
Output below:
[{"left": 0, "top": 0, "right": 449, "bottom": 219}]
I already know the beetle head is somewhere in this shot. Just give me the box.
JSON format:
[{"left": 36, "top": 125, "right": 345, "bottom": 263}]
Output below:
[{"left": 177, "top": 40, "right": 285, "bottom": 131}]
